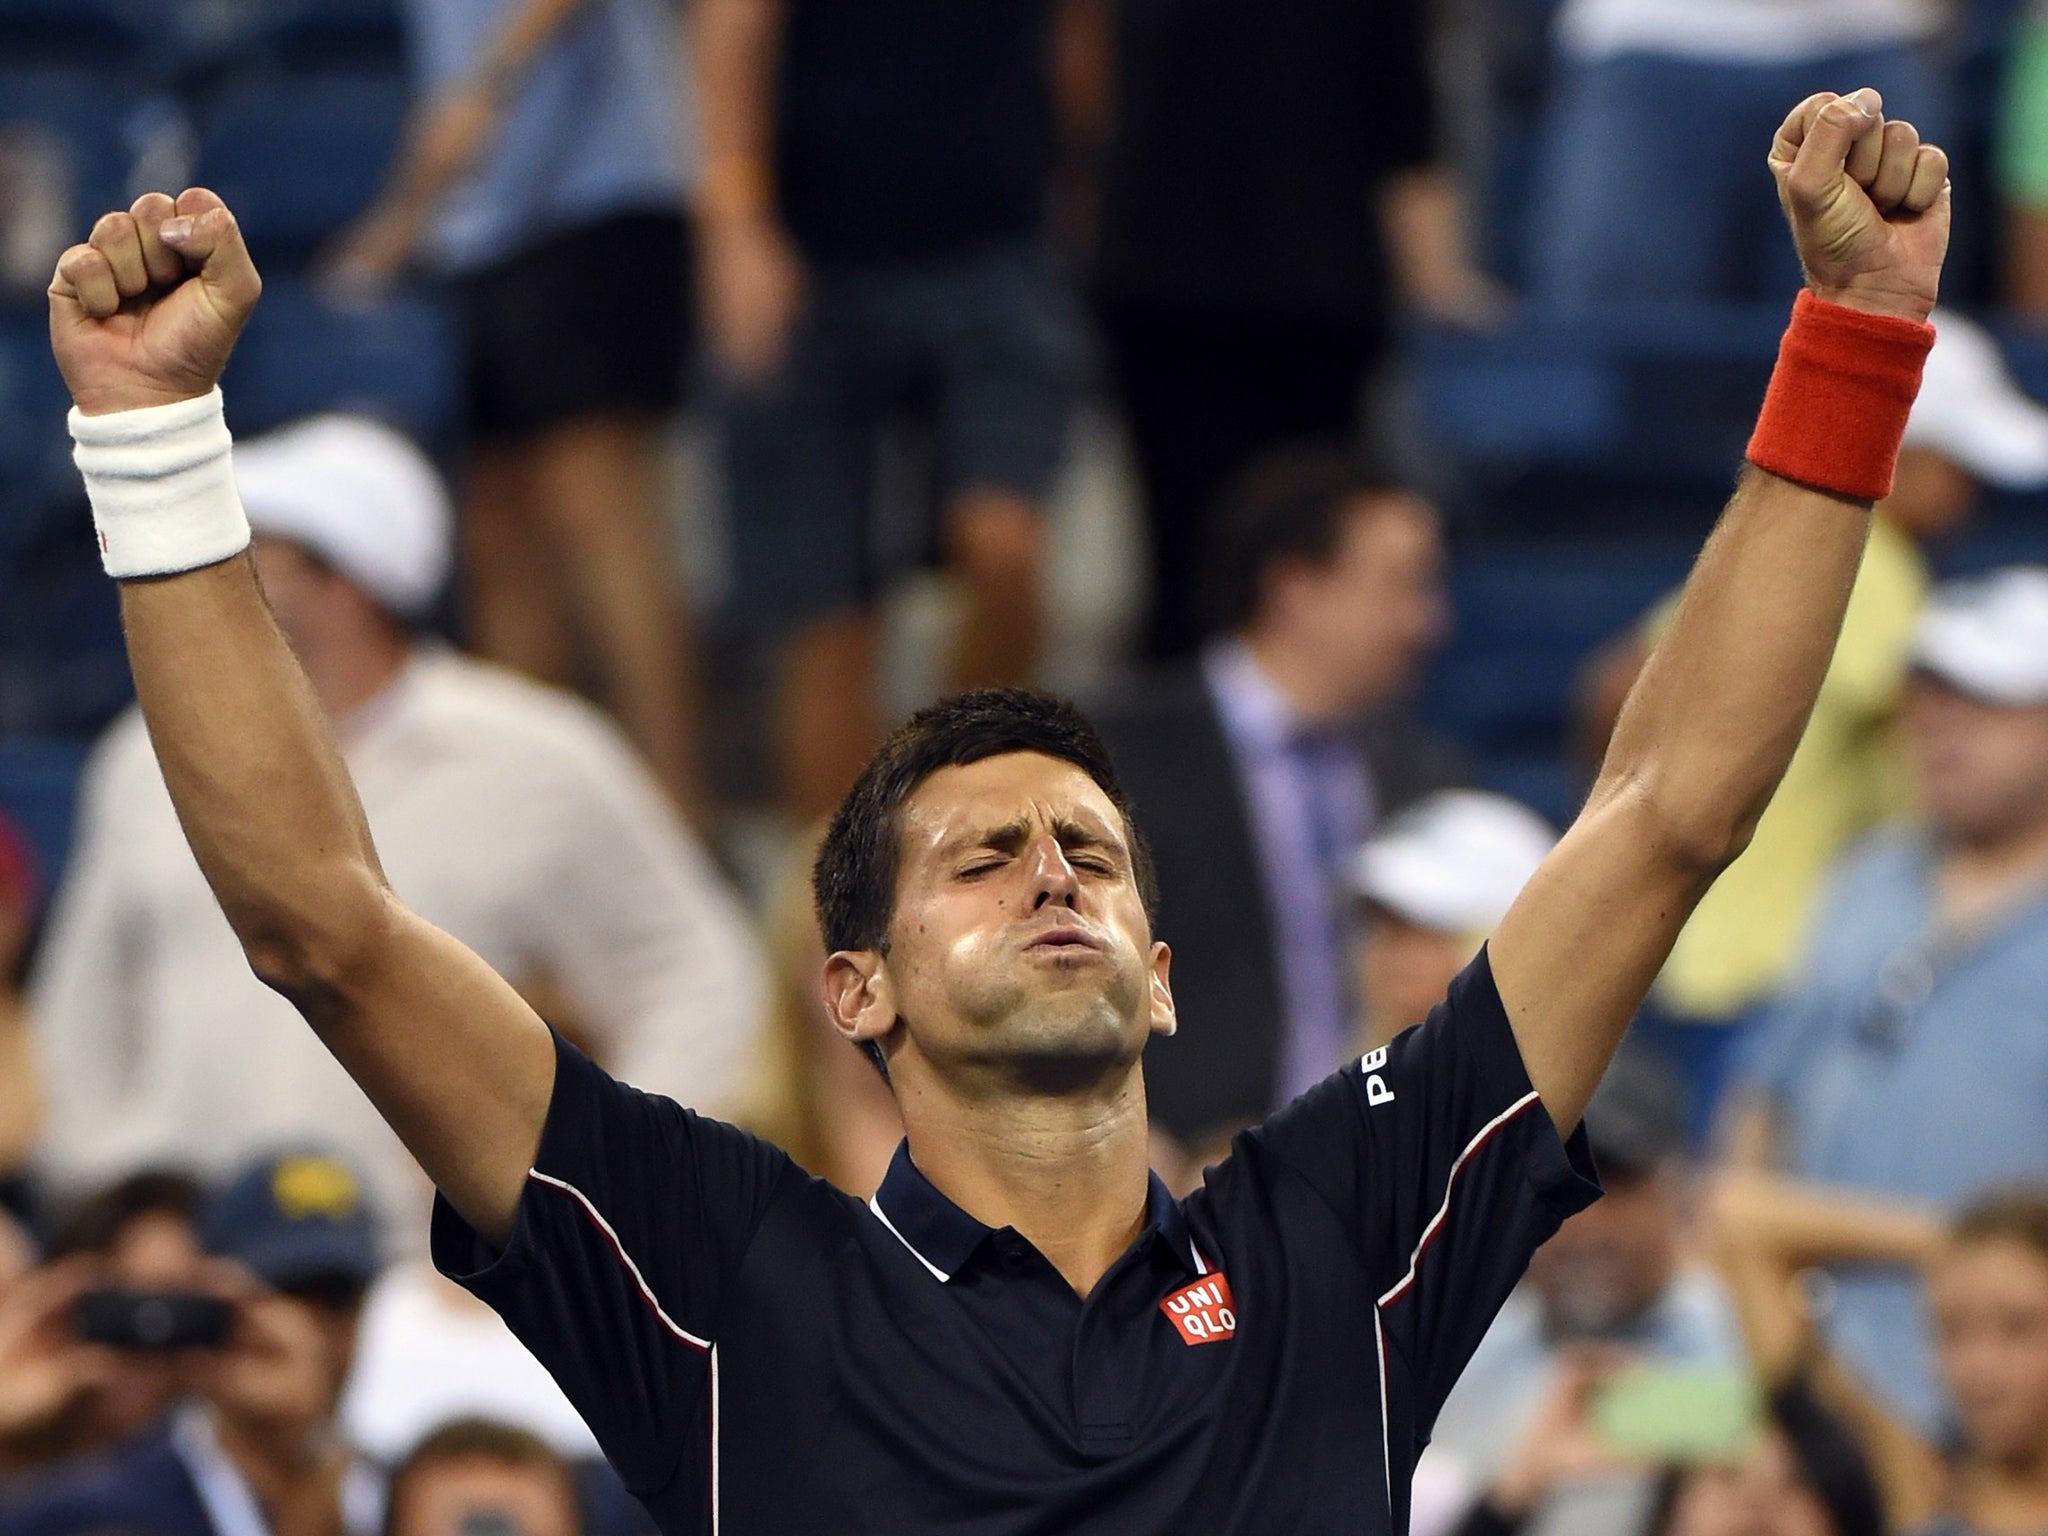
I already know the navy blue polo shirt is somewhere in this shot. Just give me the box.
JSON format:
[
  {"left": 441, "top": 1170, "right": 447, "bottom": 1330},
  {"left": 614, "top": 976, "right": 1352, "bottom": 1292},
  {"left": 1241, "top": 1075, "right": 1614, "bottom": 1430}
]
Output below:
[{"left": 432, "top": 949, "right": 1599, "bottom": 1534}]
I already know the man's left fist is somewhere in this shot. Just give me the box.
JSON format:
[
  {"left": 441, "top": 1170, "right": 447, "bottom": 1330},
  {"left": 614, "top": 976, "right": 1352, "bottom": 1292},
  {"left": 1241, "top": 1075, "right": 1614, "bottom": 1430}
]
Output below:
[{"left": 1770, "top": 88, "right": 1949, "bottom": 324}]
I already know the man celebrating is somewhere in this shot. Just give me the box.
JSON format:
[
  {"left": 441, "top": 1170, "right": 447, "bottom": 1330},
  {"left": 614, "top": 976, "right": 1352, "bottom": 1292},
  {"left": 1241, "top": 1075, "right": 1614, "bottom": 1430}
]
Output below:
[{"left": 45, "top": 91, "right": 1948, "bottom": 1532}]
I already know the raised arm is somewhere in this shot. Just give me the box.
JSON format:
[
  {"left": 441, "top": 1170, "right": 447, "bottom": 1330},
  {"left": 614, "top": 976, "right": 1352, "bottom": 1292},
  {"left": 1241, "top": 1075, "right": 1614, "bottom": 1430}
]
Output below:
[
  {"left": 322, "top": 0, "right": 603, "bottom": 294},
  {"left": 48, "top": 188, "right": 554, "bottom": 1244},
  {"left": 1490, "top": 89, "right": 1949, "bottom": 1132},
  {"left": 1707, "top": 1170, "right": 1947, "bottom": 1528}
]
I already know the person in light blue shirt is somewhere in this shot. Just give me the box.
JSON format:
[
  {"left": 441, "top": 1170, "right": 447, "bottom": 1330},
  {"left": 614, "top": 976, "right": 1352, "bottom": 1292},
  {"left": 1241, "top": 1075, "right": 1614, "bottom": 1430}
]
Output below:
[
  {"left": 1727, "top": 567, "right": 2048, "bottom": 1436},
  {"left": 322, "top": 0, "right": 704, "bottom": 815}
]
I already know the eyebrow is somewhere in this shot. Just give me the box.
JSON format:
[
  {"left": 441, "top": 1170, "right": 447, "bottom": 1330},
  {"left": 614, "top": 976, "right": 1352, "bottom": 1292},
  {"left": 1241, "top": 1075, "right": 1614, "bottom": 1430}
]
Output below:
[{"left": 945, "top": 816, "right": 1125, "bottom": 861}]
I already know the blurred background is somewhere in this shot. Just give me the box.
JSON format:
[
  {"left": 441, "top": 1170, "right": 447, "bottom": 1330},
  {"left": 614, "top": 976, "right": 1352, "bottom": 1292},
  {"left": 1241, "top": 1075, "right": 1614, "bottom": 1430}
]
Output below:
[{"left": 7, "top": 1, "right": 2048, "bottom": 1534}]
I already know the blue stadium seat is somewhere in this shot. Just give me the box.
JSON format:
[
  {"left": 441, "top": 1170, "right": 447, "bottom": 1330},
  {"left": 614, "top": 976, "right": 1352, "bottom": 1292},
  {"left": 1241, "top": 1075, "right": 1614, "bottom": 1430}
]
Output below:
[
  {"left": 1421, "top": 539, "right": 1696, "bottom": 765},
  {"left": 264, "top": 0, "right": 406, "bottom": 69},
  {"left": 1406, "top": 304, "right": 1784, "bottom": 531},
  {"left": 0, "top": 737, "right": 91, "bottom": 899},
  {"left": 192, "top": 68, "right": 407, "bottom": 263},
  {"left": 0, "top": 66, "right": 152, "bottom": 234},
  {"left": 220, "top": 275, "right": 457, "bottom": 448},
  {"left": 0, "top": 0, "right": 149, "bottom": 67},
  {"left": 0, "top": 306, "right": 79, "bottom": 558}
]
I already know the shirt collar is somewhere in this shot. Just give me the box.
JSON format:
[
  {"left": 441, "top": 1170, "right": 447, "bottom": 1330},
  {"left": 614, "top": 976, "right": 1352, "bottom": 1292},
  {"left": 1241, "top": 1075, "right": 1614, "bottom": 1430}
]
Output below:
[
  {"left": 1202, "top": 636, "right": 1304, "bottom": 757},
  {"left": 868, "top": 1141, "right": 1206, "bottom": 1283}
]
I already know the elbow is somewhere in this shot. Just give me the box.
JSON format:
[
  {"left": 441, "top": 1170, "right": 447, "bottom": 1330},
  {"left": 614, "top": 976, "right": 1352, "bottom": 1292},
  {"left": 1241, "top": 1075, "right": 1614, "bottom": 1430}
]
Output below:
[
  {"left": 234, "top": 865, "right": 396, "bottom": 1025},
  {"left": 1591, "top": 767, "right": 1762, "bottom": 881}
]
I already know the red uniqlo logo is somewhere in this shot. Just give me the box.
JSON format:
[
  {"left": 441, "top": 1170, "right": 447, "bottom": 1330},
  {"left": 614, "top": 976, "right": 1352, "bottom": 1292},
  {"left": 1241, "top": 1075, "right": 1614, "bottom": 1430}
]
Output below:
[{"left": 1160, "top": 1274, "right": 1236, "bottom": 1346}]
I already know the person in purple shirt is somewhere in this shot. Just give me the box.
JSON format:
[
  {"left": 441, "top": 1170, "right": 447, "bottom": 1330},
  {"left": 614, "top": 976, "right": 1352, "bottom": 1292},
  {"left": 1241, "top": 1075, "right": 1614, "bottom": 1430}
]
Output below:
[{"left": 1089, "top": 445, "right": 1465, "bottom": 1164}]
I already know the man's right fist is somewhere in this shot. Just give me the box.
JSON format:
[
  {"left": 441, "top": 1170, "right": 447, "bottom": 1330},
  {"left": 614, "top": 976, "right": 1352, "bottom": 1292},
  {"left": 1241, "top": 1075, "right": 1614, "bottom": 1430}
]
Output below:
[
  {"left": 48, "top": 188, "right": 263, "bottom": 418},
  {"left": 1770, "top": 88, "right": 1949, "bottom": 324}
]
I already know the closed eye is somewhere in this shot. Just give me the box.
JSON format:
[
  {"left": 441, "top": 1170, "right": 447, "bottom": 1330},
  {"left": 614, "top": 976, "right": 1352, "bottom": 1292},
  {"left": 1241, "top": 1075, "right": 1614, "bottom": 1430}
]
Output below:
[{"left": 958, "top": 860, "right": 1006, "bottom": 878}]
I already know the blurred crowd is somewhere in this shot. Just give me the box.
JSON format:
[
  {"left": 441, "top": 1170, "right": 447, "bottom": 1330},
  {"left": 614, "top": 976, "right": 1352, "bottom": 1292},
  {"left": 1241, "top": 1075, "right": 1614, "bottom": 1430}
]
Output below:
[{"left": 8, "top": 0, "right": 2048, "bottom": 1533}]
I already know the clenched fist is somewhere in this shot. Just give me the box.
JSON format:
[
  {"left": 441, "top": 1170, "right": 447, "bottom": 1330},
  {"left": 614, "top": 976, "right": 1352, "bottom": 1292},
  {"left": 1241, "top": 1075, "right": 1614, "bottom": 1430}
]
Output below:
[
  {"left": 47, "top": 188, "right": 263, "bottom": 418},
  {"left": 1772, "top": 88, "right": 1949, "bottom": 323}
]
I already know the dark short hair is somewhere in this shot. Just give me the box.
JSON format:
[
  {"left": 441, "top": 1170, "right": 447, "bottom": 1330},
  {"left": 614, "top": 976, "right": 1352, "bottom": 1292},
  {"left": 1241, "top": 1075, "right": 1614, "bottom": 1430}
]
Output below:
[
  {"left": 384, "top": 1418, "right": 580, "bottom": 1536},
  {"left": 1648, "top": 1379, "right": 1885, "bottom": 1536},
  {"left": 1202, "top": 442, "right": 1412, "bottom": 638},
  {"left": 812, "top": 688, "right": 1158, "bottom": 1076},
  {"left": 1951, "top": 1184, "right": 2048, "bottom": 1266},
  {"left": 49, "top": 1168, "right": 203, "bottom": 1260}
]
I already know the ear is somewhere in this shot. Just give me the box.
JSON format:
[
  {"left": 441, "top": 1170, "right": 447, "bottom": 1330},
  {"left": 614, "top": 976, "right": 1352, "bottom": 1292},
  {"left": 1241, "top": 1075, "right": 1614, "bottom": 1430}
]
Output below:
[
  {"left": 823, "top": 949, "right": 899, "bottom": 1052},
  {"left": 1147, "top": 941, "right": 1176, "bottom": 1038}
]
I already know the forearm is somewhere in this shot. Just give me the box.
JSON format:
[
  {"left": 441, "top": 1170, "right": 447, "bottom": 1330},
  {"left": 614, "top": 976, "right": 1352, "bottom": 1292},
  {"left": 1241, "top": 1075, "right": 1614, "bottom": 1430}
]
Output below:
[
  {"left": 1713, "top": 1169, "right": 1944, "bottom": 1272},
  {"left": 0, "top": 1001, "right": 38, "bottom": 1174},
  {"left": 1590, "top": 467, "right": 1871, "bottom": 868},
  {"left": 1378, "top": 168, "right": 1472, "bottom": 294},
  {"left": 119, "top": 559, "right": 388, "bottom": 991},
  {"left": 378, "top": 0, "right": 592, "bottom": 217},
  {"left": 693, "top": 0, "right": 785, "bottom": 228}
]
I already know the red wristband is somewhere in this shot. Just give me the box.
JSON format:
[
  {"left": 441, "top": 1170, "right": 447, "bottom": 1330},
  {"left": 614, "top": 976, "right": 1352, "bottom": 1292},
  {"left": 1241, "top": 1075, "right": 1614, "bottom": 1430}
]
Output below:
[{"left": 1745, "top": 289, "right": 1936, "bottom": 503}]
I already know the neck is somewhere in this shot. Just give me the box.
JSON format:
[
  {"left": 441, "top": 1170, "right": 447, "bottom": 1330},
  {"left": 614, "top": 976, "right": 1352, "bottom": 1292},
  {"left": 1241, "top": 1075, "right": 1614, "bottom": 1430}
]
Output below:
[
  {"left": 1239, "top": 629, "right": 1358, "bottom": 728},
  {"left": 895, "top": 1068, "right": 1153, "bottom": 1297},
  {"left": 1937, "top": 805, "right": 2048, "bottom": 930}
]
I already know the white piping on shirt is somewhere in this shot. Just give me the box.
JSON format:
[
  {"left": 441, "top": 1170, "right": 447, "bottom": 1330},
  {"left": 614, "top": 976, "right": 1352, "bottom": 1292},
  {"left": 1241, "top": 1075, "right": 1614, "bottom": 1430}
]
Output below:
[
  {"left": 866, "top": 1194, "right": 952, "bottom": 1282},
  {"left": 528, "top": 1169, "right": 713, "bottom": 1351},
  {"left": 524, "top": 1169, "right": 719, "bottom": 1532},
  {"left": 1370, "top": 1090, "right": 1545, "bottom": 1519}
]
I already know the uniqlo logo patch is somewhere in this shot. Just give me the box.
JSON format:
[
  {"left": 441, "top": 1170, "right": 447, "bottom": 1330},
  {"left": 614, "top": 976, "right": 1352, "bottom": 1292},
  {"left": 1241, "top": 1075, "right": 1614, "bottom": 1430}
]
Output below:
[{"left": 1160, "top": 1274, "right": 1237, "bottom": 1346}]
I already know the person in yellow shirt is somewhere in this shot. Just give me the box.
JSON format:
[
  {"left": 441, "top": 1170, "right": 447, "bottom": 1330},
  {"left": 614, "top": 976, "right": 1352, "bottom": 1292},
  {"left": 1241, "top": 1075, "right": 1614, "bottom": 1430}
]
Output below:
[{"left": 1576, "top": 311, "right": 2048, "bottom": 1137}]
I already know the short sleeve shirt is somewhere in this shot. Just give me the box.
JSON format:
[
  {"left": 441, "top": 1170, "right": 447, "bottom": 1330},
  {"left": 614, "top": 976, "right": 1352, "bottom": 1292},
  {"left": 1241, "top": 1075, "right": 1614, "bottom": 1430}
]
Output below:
[
  {"left": 1738, "top": 828, "right": 2048, "bottom": 1429},
  {"left": 433, "top": 949, "right": 1598, "bottom": 1534}
]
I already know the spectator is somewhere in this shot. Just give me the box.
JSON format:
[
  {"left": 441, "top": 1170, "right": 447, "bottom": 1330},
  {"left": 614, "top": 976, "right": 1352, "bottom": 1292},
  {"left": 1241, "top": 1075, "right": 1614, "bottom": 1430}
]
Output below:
[
  {"left": 728, "top": 832, "right": 899, "bottom": 1198},
  {"left": 1443, "top": 1364, "right": 1886, "bottom": 1536},
  {"left": 1348, "top": 789, "right": 1557, "bottom": 1053},
  {"left": 12, "top": 1171, "right": 213, "bottom": 1469},
  {"left": 1723, "top": 568, "right": 2048, "bottom": 1435},
  {"left": 1090, "top": 446, "right": 1462, "bottom": 1160},
  {"left": 1092, "top": 0, "right": 1502, "bottom": 660},
  {"left": 1, "top": 1150, "right": 380, "bottom": 1536},
  {"left": 0, "top": 812, "right": 38, "bottom": 1187},
  {"left": 383, "top": 1420, "right": 582, "bottom": 1536},
  {"left": 1422, "top": 1051, "right": 1747, "bottom": 1532},
  {"left": 341, "top": 1269, "right": 599, "bottom": 1467},
  {"left": 30, "top": 417, "right": 766, "bottom": 1251},
  {"left": 325, "top": 0, "right": 704, "bottom": 816},
  {"left": 1530, "top": 0, "right": 1948, "bottom": 306},
  {"left": 694, "top": 0, "right": 1096, "bottom": 821},
  {"left": 1710, "top": 1175, "right": 2048, "bottom": 1535},
  {"left": 0, "top": 1254, "right": 114, "bottom": 1481},
  {"left": 2000, "top": 0, "right": 2048, "bottom": 315},
  {"left": 1576, "top": 313, "right": 2048, "bottom": 1136}
]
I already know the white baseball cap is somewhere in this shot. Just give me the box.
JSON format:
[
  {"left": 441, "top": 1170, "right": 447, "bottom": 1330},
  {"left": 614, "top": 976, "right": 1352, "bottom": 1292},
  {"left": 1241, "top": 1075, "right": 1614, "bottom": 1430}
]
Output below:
[
  {"left": 1903, "top": 310, "right": 2048, "bottom": 490},
  {"left": 232, "top": 415, "right": 452, "bottom": 618},
  {"left": 1912, "top": 567, "right": 2048, "bottom": 706},
  {"left": 1349, "top": 790, "right": 1557, "bottom": 935}
]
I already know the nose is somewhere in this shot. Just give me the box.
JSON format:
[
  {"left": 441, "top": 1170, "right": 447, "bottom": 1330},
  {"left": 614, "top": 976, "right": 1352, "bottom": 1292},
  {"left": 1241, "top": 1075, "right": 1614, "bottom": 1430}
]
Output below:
[{"left": 1025, "top": 834, "right": 1081, "bottom": 911}]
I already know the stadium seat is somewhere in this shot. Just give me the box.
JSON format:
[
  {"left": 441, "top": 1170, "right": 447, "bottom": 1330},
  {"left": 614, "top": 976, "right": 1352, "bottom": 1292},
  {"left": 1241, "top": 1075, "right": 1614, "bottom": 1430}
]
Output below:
[
  {"left": 0, "top": 65, "right": 153, "bottom": 236},
  {"left": 0, "top": 0, "right": 149, "bottom": 68},
  {"left": 0, "top": 735, "right": 92, "bottom": 897},
  {"left": 0, "top": 305, "right": 80, "bottom": 557},
  {"left": 191, "top": 68, "right": 407, "bottom": 264},
  {"left": 264, "top": 0, "right": 406, "bottom": 69},
  {"left": 220, "top": 275, "right": 458, "bottom": 448}
]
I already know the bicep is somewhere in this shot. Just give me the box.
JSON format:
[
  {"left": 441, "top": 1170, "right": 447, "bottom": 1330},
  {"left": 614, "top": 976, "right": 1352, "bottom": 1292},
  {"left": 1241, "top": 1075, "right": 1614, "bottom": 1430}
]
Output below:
[
  {"left": 1489, "top": 786, "right": 1712, "bottom": 1133},
  {"left": 306, "top": 897, "right": 556, "bottom": 1246}
]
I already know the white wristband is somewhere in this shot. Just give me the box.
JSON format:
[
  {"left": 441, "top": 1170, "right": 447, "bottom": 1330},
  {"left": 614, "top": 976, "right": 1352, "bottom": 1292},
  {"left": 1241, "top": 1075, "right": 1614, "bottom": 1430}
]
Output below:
[{"left": 69, "top": 388, "right": 252, "bottom": 580}]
